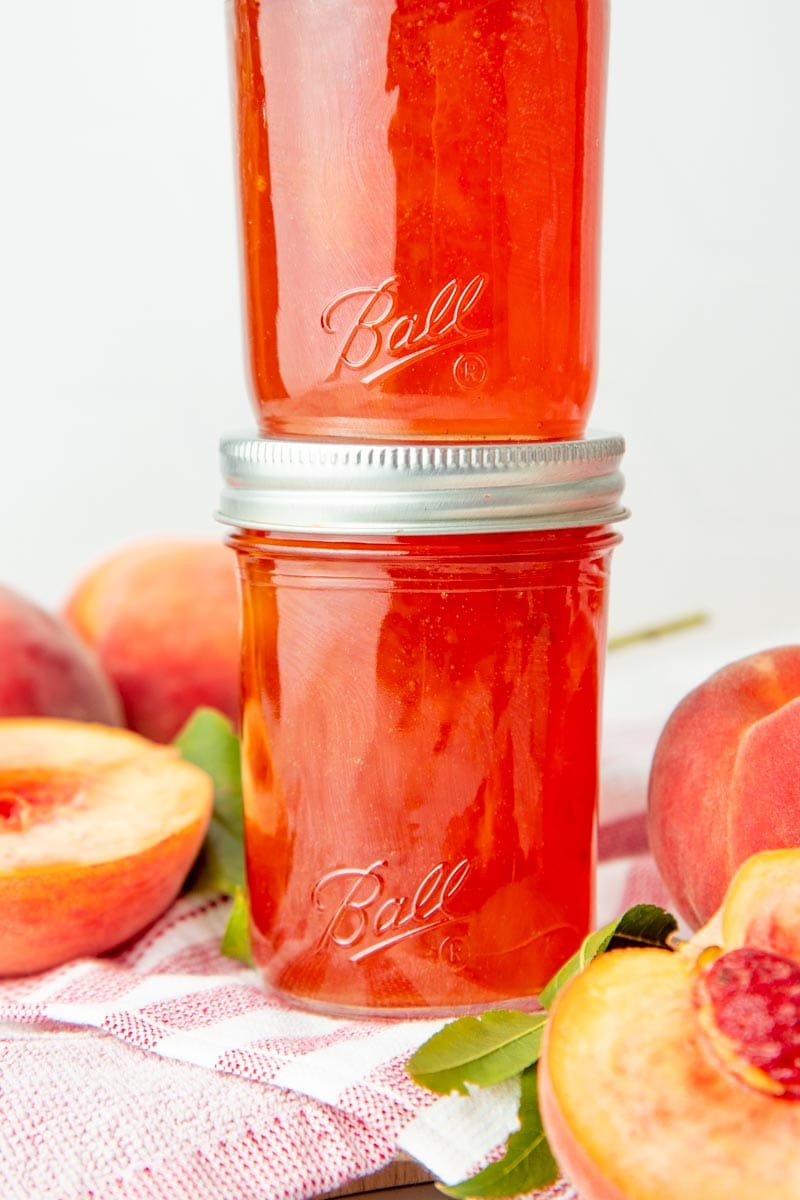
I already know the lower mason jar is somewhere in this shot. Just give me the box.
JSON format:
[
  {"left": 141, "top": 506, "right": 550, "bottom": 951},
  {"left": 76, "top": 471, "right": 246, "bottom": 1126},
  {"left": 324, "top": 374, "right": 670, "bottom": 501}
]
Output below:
[{"left": 219, "top": 434, "right": 627, "bottom": 1016}]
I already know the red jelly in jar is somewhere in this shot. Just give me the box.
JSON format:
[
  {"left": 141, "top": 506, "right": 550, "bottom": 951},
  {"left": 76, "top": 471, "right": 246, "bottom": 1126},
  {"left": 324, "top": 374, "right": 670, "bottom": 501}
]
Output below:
[
  {"left": 228, "top": 0, "right": 609, "bottom": 442},
  {"left": 219, "top": 433, "right": 626, "bottom": 1016}
]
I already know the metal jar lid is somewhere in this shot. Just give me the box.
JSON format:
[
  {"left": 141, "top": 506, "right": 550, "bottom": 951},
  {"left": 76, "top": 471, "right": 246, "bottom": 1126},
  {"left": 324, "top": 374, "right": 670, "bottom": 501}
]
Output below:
[{"left": 217, "top": 431, "right": 628, "bottom": 536}]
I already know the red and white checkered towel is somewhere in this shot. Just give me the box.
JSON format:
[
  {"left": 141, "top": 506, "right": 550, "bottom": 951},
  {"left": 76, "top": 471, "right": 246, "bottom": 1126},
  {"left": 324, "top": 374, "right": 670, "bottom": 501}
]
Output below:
[{"left": 0, "top": 624, "right": 781, "bottom": 1200}]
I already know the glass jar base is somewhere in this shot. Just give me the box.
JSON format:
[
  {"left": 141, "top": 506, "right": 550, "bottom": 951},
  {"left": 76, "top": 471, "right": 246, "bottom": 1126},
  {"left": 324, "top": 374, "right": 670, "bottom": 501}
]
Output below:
[
  {"left": 258, "top": 405, "right": 589, "bottom": 447},
  {"left": 260, "top": 981, "right": 546, "bottom": 1022}
]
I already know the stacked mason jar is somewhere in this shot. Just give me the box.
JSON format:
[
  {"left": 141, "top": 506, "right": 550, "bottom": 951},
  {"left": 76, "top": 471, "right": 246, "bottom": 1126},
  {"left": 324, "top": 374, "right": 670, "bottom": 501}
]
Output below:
[{"left": 218, "top": 0, "right": 626, "bottom": 1017}]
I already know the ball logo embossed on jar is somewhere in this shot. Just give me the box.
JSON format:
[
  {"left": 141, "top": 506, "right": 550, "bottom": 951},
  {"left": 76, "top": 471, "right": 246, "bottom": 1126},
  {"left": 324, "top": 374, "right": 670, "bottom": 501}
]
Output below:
[
  {"left": 311, "top": 857, "right": 471, "bottom": 963},
  {"left": 321, "top": 275, "right": 489, "bottom": 385}
]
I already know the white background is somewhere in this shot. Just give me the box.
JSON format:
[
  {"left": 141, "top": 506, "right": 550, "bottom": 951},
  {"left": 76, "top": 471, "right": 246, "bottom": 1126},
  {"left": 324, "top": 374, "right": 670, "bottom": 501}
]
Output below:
[{"left": 1, "top": 1, "right": 799, "bottom": 642}]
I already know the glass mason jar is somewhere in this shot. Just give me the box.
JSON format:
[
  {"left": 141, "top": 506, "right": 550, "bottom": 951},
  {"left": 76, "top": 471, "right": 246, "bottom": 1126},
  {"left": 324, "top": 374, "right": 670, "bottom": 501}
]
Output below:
[
  {"left": 227, "top": 0, "right": 609, "bottom": 442},
  {"left": 218, "top": 432, "right": 627, "bottom": 1016}
]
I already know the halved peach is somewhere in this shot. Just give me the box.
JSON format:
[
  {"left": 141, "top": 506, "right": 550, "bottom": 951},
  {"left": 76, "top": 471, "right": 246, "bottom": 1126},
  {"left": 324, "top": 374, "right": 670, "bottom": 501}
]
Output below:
[
  {"left": 539, "top": 850, "right": 800, "bottom": 1200},
  {"left": 540, "top": 948, "right": 800, "bottom": 1200},
  {"left": 0, "top": 719, "right": 212, "bottom": 976}
]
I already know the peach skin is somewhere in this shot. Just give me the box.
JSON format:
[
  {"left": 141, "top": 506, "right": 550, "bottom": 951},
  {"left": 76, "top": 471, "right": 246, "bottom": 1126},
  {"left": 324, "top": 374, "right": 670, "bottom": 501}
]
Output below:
[
  {"left": 64, "top": 540, "right": 240, "bottom": 743},
  {"left": 648, "top": 645, "right": 800, "bottom": 928},
  {"left": 0, "top": 584, "right": 122, "bottom": 725}
]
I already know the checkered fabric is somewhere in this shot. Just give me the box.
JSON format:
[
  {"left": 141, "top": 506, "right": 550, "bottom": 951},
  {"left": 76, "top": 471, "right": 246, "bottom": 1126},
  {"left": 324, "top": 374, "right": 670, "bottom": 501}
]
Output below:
[{"left": 3, "top": 623, "right": 774, "bottom": 1200}]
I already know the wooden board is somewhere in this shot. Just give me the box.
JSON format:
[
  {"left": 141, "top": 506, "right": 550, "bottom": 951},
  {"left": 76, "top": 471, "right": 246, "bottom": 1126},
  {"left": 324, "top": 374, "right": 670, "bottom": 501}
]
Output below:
[{"left": 320, "top": 1157, "right": 436, "bottom": 1197}]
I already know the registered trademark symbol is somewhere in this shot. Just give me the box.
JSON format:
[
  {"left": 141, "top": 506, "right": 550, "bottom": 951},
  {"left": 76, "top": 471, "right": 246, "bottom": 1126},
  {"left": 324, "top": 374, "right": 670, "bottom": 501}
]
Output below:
[
  {"left": 438, "top": 935, "right": 466, "bottom": 966},
  {"left": 453, "top": 352, "right": 488, "bottom": 391}
]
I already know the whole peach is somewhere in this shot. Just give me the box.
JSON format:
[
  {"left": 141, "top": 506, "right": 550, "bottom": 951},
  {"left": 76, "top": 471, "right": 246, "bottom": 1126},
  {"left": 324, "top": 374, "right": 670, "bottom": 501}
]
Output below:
[
  {"left": 648, "top": 645, "right": 800, "bottom": 929},
  {"left": 0, "top": 584, "right": 122, "bottom": 725},
  {"left": 64, "top": 540, "right": 239, "bottom": 743}
]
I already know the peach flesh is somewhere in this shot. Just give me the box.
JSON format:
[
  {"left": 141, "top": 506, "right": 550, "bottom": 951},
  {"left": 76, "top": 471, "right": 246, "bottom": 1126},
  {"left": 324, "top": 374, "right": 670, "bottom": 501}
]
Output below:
[
  {"left": 648, "top": 646, "right": 800, "bottom": 928},
  {"left": 64, "top": 540, "right": 240, "bottom": 743},
  {"left": 721, "top": 848, "right": 800, "bottom": 961},
  {"left": 0, "top": 770, "right": 84, "bottom": 831},
  {"left": 0, "top": 719, "right": 212, "bottom": 975},
  {"left": 539, "top": 948, "right": 800, "bottom": 1200}
]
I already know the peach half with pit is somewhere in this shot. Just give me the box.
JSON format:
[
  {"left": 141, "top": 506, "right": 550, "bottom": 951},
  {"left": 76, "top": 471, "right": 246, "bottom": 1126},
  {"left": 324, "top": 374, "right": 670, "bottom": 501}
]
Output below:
[
  {"left": 538, "top": 849, "right": 800, "bottom": 1200},
  {"left": 0, "top": 719, "right": 212, "bottom": 976}
]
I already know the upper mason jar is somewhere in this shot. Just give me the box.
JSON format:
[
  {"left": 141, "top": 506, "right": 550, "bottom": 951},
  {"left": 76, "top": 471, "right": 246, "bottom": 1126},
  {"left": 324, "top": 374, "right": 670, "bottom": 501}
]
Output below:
[{"left": 228, "top": 0, "right": 610, "bottom": 442}]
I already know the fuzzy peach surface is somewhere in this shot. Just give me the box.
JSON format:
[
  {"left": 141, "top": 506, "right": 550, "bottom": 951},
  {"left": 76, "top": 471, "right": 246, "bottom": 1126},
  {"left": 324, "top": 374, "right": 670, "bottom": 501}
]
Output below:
[
  {"left": 64, "top": 539, "right": 240, "bottom": 743},
  {"left": 0, "top": 583, "right": 122, "bottom": 725},
  {"left": 648, "top": 645, "right": 800, "bottom": 928}
]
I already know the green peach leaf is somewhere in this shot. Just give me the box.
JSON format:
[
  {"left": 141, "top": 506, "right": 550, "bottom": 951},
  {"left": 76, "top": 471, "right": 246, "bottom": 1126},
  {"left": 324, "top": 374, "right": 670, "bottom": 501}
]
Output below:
[
  {"left": 438, "top": 1066, "right": 557, "bottom": 1198},
  {"left": 408, "top": 1010, "right": 547, "bottom": 1096},
  {"left": 221, "top": 887, "right": 254, "bottom": 966},
  {"left": 174, "top": 707, "right": 245, "bottom": 897},
  {"left": 538, "top": 904, "right": 677, "bottom": 1009}
]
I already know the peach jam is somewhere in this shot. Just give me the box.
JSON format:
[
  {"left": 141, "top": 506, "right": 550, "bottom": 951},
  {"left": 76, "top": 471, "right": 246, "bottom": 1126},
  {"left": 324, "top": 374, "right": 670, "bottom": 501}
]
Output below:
[
  {"left": 218, "top": 433, "right": 626, "bottom": 1016},
  {"left": 228, "top": 0, "right": 609, "bottom": 442}
]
